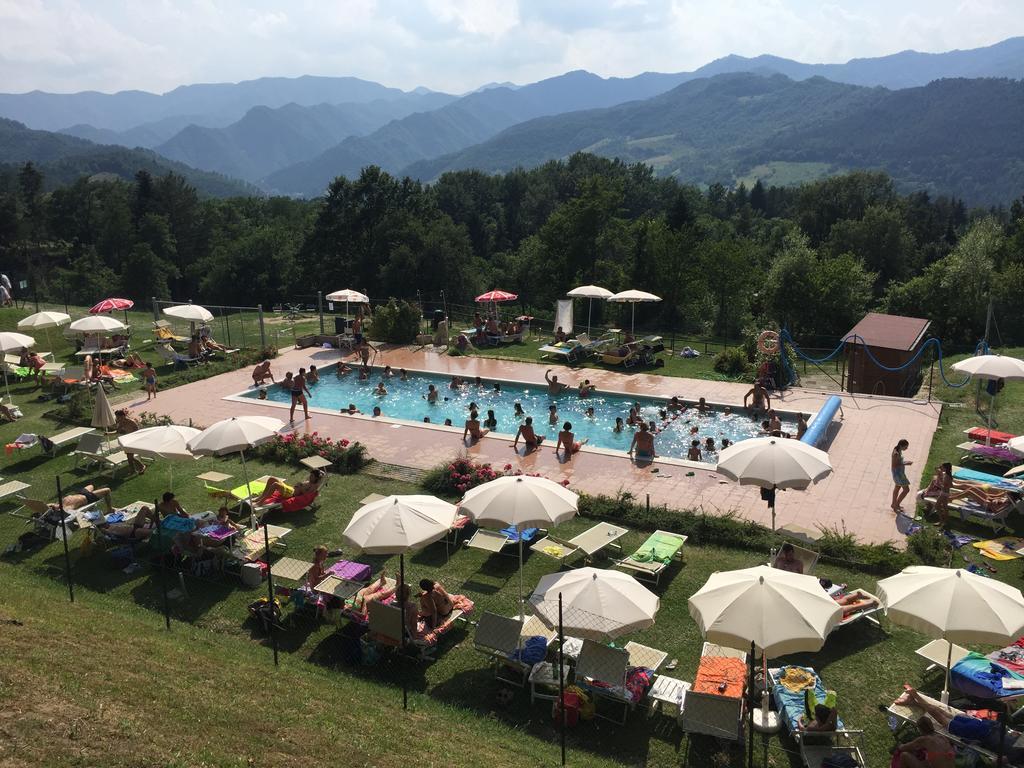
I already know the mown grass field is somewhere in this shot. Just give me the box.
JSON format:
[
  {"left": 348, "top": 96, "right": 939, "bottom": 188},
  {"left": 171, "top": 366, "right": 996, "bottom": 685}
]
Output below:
[{"left": 3, "top": 304, "right": 1024, "bottom": 767}]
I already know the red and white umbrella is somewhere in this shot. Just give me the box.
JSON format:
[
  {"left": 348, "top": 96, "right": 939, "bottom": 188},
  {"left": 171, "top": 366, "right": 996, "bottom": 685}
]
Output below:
[
  {"left": 475, "top": 290, "right": 517, "bottom": 303},
  {"left": 90, "top": 297, "right": 134, "bottom": 325}
]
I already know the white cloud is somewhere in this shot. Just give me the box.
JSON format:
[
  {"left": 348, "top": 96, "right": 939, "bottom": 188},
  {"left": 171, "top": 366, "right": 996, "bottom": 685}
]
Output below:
[{"left": 0, "top": 0, "right": 1021, "bottom": 94}]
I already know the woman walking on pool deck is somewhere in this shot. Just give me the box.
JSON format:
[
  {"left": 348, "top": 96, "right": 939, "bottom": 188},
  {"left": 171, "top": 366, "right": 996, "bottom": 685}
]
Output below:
[{"left": 891, "top": 438, "right": 912, "bottom": 512}]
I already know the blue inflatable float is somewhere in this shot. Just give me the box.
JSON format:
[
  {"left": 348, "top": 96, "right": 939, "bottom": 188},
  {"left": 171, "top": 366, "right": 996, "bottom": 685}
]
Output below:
[{"left": 800, "top": 395, "right": 842, "bottom": 449}]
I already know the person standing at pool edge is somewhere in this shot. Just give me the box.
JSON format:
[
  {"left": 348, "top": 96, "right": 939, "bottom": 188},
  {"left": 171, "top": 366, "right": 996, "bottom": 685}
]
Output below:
[
  {"left": 891, "top": 439, "right": 912, "bottom": 512},
  {"left": 290, "top": 367, "right": 312, "bottom": 422},
  {"left": 545, "top": 369, "right": 568, "bottom": 395}
]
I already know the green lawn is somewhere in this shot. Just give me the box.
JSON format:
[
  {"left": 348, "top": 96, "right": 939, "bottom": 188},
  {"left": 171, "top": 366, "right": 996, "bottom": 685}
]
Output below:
[{"left": 5, "top": 305, "right": 1024, "bottom": 767}]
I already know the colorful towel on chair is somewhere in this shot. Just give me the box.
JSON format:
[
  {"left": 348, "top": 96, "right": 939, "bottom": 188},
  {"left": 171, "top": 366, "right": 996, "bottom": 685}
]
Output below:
[
  {"left": 501, "top": 526, "right": 539, "bottom": 544},
  {"left": 972, "top": 537, "right": 1024, "bottom": 561},
  {"left": 418, "top": 594, "right": 474, "bottom": 644},
  {"left": 952, "top": 651, "right": 1024, "bottom": 699},
  {"left": 772, "top": 666, "right": 844, "bottom": 732},
  {"left": 629, "top": 532, "right": 683, "bottom": 563},
  {"left": 692, "top": 656, "right": 745, "bottom": 699},
  {"left": 989, "top": 639, "right": 1024, "bottom": 675},
  {"left": 953, "top": 467, "right": 1022, "bottom": 492},
  {"left": 327, "top": 559, "right": 371, "bottom": 582},
  {"left": 969, "top": 443, "right": 1021, "bottom": 464},
  {"left": 968, "top": 428, "right": 1016, "bottom": 445}
]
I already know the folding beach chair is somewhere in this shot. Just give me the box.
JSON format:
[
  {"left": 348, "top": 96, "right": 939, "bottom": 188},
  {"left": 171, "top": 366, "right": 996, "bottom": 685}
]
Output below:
[
  {"left": 614, "top": 530, "right": 687, "bottom": 584},
  {"left": 42, "top": 426, "right": 95, "bottom": 455},
  {"left": 473, "top": 612, "right": 555, "bottom": 687},
  {"left": 770, "top": 542, "right": 819, "bottom": 575},
  {"left": 0, "top": 480, "right": 32, "bottom": 516},
  {"left": 575, "top": 640, "right": 634, "bottom": 724}
]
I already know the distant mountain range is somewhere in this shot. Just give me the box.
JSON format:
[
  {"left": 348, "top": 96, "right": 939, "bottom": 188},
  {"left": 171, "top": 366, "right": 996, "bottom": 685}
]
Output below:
[
  {"left": 405, "top": 74, "right": 1024, "bottom": 204},
  {"left": 0, "top": 38, "right": 1022, "bottom": 202}
]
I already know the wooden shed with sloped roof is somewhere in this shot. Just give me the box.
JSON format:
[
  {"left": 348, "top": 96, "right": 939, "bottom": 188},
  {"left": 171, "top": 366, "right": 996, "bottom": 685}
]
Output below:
[{"left": 843, "top": 312, "right": 931, "bottom": 397}]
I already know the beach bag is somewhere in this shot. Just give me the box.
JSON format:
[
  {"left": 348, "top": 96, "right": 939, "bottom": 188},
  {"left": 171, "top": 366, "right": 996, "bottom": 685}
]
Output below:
[
  {"left": 566, "top": 685, "right": 595, "bottom": 721},
  {"left": 948, "top": 714, "right": 992, "bottom": 740},
  {"left": 553, "top": 691, "right": 581, "bottom": 728}
]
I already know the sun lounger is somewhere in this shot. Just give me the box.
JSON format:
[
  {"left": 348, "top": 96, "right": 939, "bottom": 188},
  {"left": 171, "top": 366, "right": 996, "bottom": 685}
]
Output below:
[
  {"left": 770, "top": 542, "right": 819, "bottom": 575},
  {"left": 153, "top": 320, "right": 188, "bottom": 343},
  {"left": 958, "top": 441, "right": 1022, "bottom": 468},
  {"left": 614, "top": 529, "right": 687, "bottom": 584},
  {"left": 72, "top": 434, "right": 130, "bottom": 477},
  {"left": 965, "top": 427, "right": 1017, "bottom": 445},
  {"left": 574, "top": 640, "right": 638, "bottom": 724},
  {"left": 920, "top": 492, "right": 1017, "bottom": 533},
  {"left": 474, "top": 611, "right": 556, "bottom": 686},
  {"left": 601, "top": 341, "right": 641, "bottom": 367},
  {"left": 770, "top": 666, "right": 867, "bottom": 767},
  {"left": 830, "top": 588, "right": 882, "bottom": 630},
  {"left": 156, "top": 343, "right": 202, "bottom": 367},
  {"left": 538, "top": 341, "right": 584, "bottom": 364},
  {"left": 531, "top": 522, "right": 629, "bottom": 565},
  {"left": 465, "top": 526, "right": 541, "bottom": 554},
  {"left": 679, "top": 642, "right": 747, "bottom": 741},
  {"left": 886, "top": 690, "right": 1021, "bottom": 765},
  {"left": 0, "top": 480, "right": 32, "bottom": 514},
  {"left": 339, "top": 576, "right": 397, "bottom": 626},
  {"left": 952, "top": 465, "right": 1024, "bottom": 492},
  {"left": 269, "top": 556, "right": 313, "bottom": 583},
  {"left": 915, "top": 638, "right": 971, "bottom": 676},
  {"left": 42, "top": 426, "right": 96, "bottom": 456},
  {"left": 366, "top": 600, "right": 465, "bottom": 660}
]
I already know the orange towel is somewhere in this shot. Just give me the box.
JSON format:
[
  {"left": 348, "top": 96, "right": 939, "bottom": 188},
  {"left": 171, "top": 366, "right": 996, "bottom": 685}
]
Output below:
[{"left": 692, "top": 656, "right": 746, "bottom": 699}]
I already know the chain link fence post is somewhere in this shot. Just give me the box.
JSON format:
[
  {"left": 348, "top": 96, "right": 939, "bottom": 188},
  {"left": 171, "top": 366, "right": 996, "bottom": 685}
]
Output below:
[{"left": 258, "top": 305, "right": 266, "bottom": 349}]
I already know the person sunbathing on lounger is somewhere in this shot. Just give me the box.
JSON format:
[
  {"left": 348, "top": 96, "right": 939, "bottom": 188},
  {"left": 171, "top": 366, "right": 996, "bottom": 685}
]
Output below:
[
  {"left": 101, "top": 505, "right": 158, "bottom": 540},
  {"left": 157, "top": 492, "right": 187, "bottom": 518},
  {"left": 918, "top": 463, "right": 954, "bottom": 525},
  {"left": 350, "top": 571, "right": 396, "bottom": 617},
  {"left": 799, "top": 704, "right": 837, "bottom": 733},
  {"left": 418, "top": 579, "right": 454, "bottom": 630},
  {"left": 890, "top": 688, "right": 966, "bottom": 768},
  {"left": 775, "top": 543, "right": 803, "bottom": 574},
  {"left": 834, "top": 591, "right": 878, "bottom": 618},
  {"left": 51, "top": 484, "right": 113, "bottom": 513},
  {"left": 255, "top": 470, "right": 326, "bottom": 506}
]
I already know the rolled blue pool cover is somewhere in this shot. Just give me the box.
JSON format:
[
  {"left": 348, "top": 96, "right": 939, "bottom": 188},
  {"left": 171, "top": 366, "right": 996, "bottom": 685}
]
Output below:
[{"left": 800, "top": 395, "right": 841, "bottom": 449}]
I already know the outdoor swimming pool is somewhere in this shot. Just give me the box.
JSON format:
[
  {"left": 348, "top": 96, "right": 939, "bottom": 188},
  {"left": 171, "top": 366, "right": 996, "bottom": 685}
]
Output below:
[{"left": 235, "top": 365, "right": 800, "bottom": 463}]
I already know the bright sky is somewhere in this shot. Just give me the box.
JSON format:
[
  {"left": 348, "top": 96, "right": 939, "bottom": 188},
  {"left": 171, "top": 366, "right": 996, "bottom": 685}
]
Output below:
[{"left": 1, "top": 0, "right": 1022, "bottom": 94}]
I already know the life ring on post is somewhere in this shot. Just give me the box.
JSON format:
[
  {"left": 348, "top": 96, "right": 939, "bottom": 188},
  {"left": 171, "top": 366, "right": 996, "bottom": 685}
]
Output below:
[{"left": 757, "top": 330, "right": 780, "bottom": 356}]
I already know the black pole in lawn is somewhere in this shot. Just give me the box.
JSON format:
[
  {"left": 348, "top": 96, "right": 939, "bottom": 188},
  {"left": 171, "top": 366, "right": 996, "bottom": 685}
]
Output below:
[
  {"left": 55, "top": 476, "right": 74, "bottom": 603},
  {"left": 263, "top": 513, "right": 278, "bottom": 666},
  {"left": 559, "top": 593, "right": 566, "bottom": 767},
  {"left": 155, "top": 498, "right": 171, "bottom": 629},
  {"left": 748, "top": 640, "right": 755, "bottom": 768},
  {"left": 997, "top": 701, "right": 1008, "bottom": 767},
  {"left": 400, "top": 552, "right": 407, "bottom": 710}
]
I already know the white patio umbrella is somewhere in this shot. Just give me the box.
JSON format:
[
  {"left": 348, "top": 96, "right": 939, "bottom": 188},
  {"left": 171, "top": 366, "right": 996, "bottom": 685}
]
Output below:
[
  {"left": 0, "top": 331, "right": 36, "bottom": 405},
  {"left": 163, "top": 304, "right": 214, "bottom": 336},
  {"left": 715, "top": 437, "right": 833, "bottom": 530},
  {"left": 68, "top": 315, "right": 127, "bottom": 334},
  {"left": 878, "top": 565, "right": 1024, "bottom": 704},
  {"left": 567, "top": 285, "right": 613, "bottom": 335},
  {"left": 342, "top": 493, "right": 456, "bottom": 709},
  {"left": 689, "top": 565, "right": 843, "bottom": 768},
  {"left": 460, "top": 475, "right": 578, "bottom": 620},
  {"left": 17, "top": 311, "right": 70, "bottom": 355},
  {"left": 118, "top": 425, "right": 200, "bottom": 490},
  {"left": 528, "top": 567, "right": 659, "bottom": 641},
  {"left": 607, "top": 289, "right": 661, "bottom": 335},
  {"left": 951, "top": 354, "right": 1024, "bottom": 445},
  {"left": 326, "top": 289, "right": 369, "bottom": 317},
  {"left": 90, "top": 384, "right": 117, "bottom": 432}
]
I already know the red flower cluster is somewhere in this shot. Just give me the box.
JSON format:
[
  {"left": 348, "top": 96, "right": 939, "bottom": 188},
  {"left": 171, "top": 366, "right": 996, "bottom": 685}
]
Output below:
[{"left": 437, "top": 457, "right": 569, "bottom": 494}]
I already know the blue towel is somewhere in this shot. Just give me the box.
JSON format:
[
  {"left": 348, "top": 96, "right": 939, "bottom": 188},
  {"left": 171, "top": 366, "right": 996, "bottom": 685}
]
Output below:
[
  {"left": 951, "top": 652, "right": 1024, "bottom": 699},
  {"left": 772, "top": 666, "right": 845, "bottom": 732},
  {"left": 510, "top": 636, "right": 547, "bottom": 664},
  {"left": 501, "top": 526, "right": 539, "bottom": 543},
  {"left": 954, "top": 467, "right": 1021, "bottom": 492},
  {"left": 103, "top": 512, "right": 124, "bottom": 524},
  {"left": 159, "top": 515, "right": 196, "bottom": 532}
]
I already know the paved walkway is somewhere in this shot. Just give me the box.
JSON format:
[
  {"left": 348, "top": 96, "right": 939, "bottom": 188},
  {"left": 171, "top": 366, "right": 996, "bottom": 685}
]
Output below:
[{"left": 129, "top": 346, "right": 942, "bottom": 545}]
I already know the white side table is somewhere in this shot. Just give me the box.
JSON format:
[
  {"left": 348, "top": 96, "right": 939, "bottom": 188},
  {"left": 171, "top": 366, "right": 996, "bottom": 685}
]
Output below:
[{"left": 648, "top": 675, "right": 690, "bottom": 716}]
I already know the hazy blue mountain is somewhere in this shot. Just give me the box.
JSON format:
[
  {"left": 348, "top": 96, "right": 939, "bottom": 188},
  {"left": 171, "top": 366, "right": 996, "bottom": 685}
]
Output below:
[
  {"left": 264, "top": 69, "right": 696, "bottom": 195},
  {"left": 0, "top": 117, "right": 253, "bottom": 197},
  {"left": 406, "top": 73, "right": 1024, "bottom": 204},
  {"left": 61, "top": 113, "right": 231, "bottom": 148},
  {"left": 153, "top": 92, "right": 457, "bottom": 182},
  {"left": 0, "top": 75, "right": 423, "bottom": 132}
]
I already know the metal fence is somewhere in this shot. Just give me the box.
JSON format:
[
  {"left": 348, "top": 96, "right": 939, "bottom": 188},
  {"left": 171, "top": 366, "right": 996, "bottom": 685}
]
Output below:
[{"left": 152, "top": 298, "right": 267, "bottom": 351}]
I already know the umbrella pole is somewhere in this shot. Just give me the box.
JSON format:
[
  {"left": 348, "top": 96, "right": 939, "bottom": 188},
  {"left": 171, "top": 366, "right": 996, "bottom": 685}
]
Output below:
[
  {"left": 631, "top": 303, "right": 636, "bottom": 336},
  {"left": 559, "top": 592, "right": 566, "bottom": 767},
  {"left": 748, "top": 640, "right": 755, "bottom": 768},
  {"left": 942, "top": 640, "right": 952, "bottom": 704},
  {"left": 988, "top": 391, "right": 995, "bottom": 446},
  {"left": 263, "top": 512, "right": 278, "bottom": 667},
  {"left": 3, "top": 367, "right": 11, "bottom": 407},
  {"left": 518, "top": 533, "right": 525, "bottom": 623},
  {"left": 240, "top": 451, "right": 254, "bottom": 529},
  {"left": 587, "top": 298, "right": 593, "bottom": 336},
  {"left": 400, "top": 553, "right": 408, "bottom": 711}
]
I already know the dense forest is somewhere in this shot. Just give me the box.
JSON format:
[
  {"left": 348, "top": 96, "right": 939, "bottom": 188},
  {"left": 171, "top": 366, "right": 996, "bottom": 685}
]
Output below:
[{"left": 1, "top": 153, "right": 1023, "bottom": 346}]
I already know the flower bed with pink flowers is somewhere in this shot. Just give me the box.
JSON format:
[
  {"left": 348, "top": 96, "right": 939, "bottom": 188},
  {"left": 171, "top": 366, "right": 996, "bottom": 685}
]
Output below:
[
  {"left": 423, "top": 455, "right": 571, "bottom": 495},
  {"left": 251, "top": 432, "right": 369, "bottom": 474}
]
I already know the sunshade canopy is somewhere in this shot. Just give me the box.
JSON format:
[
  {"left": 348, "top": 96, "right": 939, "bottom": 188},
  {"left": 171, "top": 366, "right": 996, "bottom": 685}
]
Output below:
[
  {"left": 90, "top": 298, "right": 134, "bottom": 314},
  {"left": 567, "top": 285, "right": 613, "bottom": 299},
  {"left": 117, "top": 425, "right": 201, "bottom": 460},
  {"left": 877, "top": 566, "right": 1024, "bottom": 645},
  {"left": 607, "top": 289, "right": 661, "bottom": 303},
  {"left": 342, "top": 495, "right": 457, "bottom": 555},
  {"left": 475, "top": 290, "right": 518, "bottom": 303},
  {"left": 326, "top": 289, "right": 369, "bottom": 303},
  {"left": 17, "top": 311, "right": 70, "bottom": 330},
  {"left": 715, "top": 437, "right": 832, "bottom": 490},
  {"left": 529, "top": 567, "right": 659, "bottom": 641},
  {"left": 68, "top": 315, "right": 127, "bottom": 334},
  {"left": 951, "top": 354, "right": 1024, "bottom": 381},
  {"left": 0, "top": 331, "right": 36, "bottom": 353},
  {"left": 459, "top": 475, "right": 578, "bottom": 530},
  {"left": 163, "top": 304, "right": 214, "bottom": 323},
  {"left": 91, "top": 385, "right": 117, "bottom": 430},
  {"left": 688, "top": 565, "right": 842, "bottom": 656},
  {"left": 186, "top": 415, "right": 283, "bottom": 456}
]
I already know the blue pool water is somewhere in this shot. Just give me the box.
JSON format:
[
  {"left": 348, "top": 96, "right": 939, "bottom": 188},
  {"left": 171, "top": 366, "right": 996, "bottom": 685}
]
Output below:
[{"left": 238, "top": 365, "right": 798, "bottom": 463}]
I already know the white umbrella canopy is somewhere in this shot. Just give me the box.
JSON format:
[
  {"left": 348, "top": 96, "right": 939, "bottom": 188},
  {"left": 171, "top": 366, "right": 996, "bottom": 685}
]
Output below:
[
  {"left": 529, "top": 567, "right": 659, "bottom": 641},
  {"left": 878, "top": 565, "right": 1024, "bottom": 702},
  {"left": 460, "top": 475, "right": 579, "bottom": 530},
  {"left": 163, "top": 304, "right": 214, "bottom": 323},
  {"left": 91, "top": 385, "right": 117, "bottom": 430},
  {"left": 567, "top": 285, "right": 613, "bottom": 334},
  {"left": 688, "top": 565, "right": 842, "bottom": 657},
  {"left": 118, "top": 425, "right": 201, "bottom": 460},
  {"left": 326, "top": 289, "right": 369, "bottom": 304},
  {"left": 342, "top": 495, "right": 457, "bottom": 554},
  {"left": 0, "top": 331, "right": 37, "bottom": 406},
  {"left": 607, "top": 289, "right": 661, "bottom": 335},
  {"left": 186, "top": 415, "right": 284, "bottom": 456},
  {"left": 716, "top": 437, "right": 832, "bottom": 490},
  {"left": 951, "top": 354, "right": 1024, "bottom": 380},
  {"left": 68, "top": 315, "right": 126, "bottom": 334},
  {"left": 17, "top": 311, "right": 70, "bottom": 330}
]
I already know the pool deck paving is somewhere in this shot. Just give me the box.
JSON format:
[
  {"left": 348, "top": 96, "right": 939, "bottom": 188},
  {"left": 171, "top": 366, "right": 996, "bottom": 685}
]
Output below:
[{"left": 131, "top": 345, "right": 942, "bottom": 545}]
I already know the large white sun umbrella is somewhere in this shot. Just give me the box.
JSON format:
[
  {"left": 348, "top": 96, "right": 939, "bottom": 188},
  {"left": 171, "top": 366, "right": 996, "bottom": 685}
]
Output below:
[
  {"left": 17, "top": 310, "right": 70, "bottom": 357},
  {"left": 689, "top": 565, "right": 843, "bottom": 768},
  {"left": 163, "top": 303, "right": 214, "bottom": 336},
  {"left": 460, "top": 475, "right": 579, "bottom": 620},
  {"left": 118, "top": 425, "right": 201, "bottom": 490},
  {"left": 716, "top": 437, "right": 833, "bottom": 530},
  {"left": 566, "top": 285, "right": 613, "bottom": 335},
  {"left": 68, "top": 315, "right": 127, "bottom": 334},
  {"left": 878, "top": 565, "right": 1024, "bottom": 704},
  {"left": 0, "top": 331, "right": 37, "bottom": 405},
  {"left": 606, "top": 289, "right": 661, "bottom": 335},
  {"left": 326, "top": 289, "right": 369, "bottom": 318},
  {"left": 91, "top": 384, "right": 117, "bottom": 432},
  {"left": 529, "top": 567, "right": 659, "bottom": 641},
  {"left": 951, "top": 354, "right": 1024, "bottom": 445}
]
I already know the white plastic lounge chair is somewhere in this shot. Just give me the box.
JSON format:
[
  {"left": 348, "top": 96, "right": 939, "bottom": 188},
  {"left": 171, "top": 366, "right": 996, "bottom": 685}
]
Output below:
[
  {"left": 473, "top": 612, "right": 556, "bottom": 687},
  {"left": 915, "top": 639, "right": 970, "bottom": 676},
  {"left": 0, "top": 480, "right": 31, "bottom": 515},
  {"left": 919, "top": 493, "right": 1017, "bottom": 533},
  {"left": 531, "top": 522, "right": 630, "bottom": 565},
  {"left": 43, "top": 426, "right": 95, "bottom": 456},
  {"left": 156, "top": 343, "right": 202, "bottom": 367},
  {"left": 72, "top": 433, "right": 128, "bottom": 476},
  {"left": 830, "top": 588, "right": 883, "bottom": 630},
  {"left": 678, "top": 642, "right": 748, "bottom": 741},
  {"left": 575, "top": 639, "right": 651, "bottom": 724},
  {"left": 465, "top": 527, "right": 543, "bottom": 555},
  {"left": 538, "top": 340, "right": 584, "bottom": 364},
  {"left": 770, "top": 542, "right": 819, "bottom": 575},
  {"left": 614, "top": 530, "right": 687, "bottom": 584},
  {"left": 366, "top": 600, "right": 464, "bottom": 660}
]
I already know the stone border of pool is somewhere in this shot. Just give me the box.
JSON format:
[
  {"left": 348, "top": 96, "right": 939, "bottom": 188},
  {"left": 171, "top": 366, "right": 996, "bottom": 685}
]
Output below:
[{"left": 223, "top": 360, "right": 818, "bottom": 470}]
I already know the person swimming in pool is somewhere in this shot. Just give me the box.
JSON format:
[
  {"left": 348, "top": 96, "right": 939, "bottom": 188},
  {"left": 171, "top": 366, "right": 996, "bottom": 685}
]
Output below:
[
  {"left": 687, "top": 440, "right": 702, "bottom": 461},
  {"left": 628, "top": 422, "right": 657, "bottom": 460},
  {"left": 548, "top": 404, "right": 559, "bottom": 425},
  {"left": 545, "top": 369, "right": 568, "bottom": 395},
  {"left": 614, "top": 417, "right": 624, "bottom": 433},
  {"left": 513, "top": 402, "right": 525, "bottom": 419}
]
